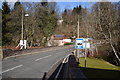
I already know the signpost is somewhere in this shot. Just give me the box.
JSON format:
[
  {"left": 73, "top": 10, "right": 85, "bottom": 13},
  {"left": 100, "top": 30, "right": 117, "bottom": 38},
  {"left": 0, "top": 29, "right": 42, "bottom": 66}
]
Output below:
[
  {"left": 75, "top": 38, "right": 92, "bottom": 49},
  {"left": 75, "top": 38, "right": 84, "bottom": 49},
  {"left": 16, "top": 40, "right": 27, "bottom": 49},
  {"left": 75, "top": 38, "right": 92, "bottom": 68}
]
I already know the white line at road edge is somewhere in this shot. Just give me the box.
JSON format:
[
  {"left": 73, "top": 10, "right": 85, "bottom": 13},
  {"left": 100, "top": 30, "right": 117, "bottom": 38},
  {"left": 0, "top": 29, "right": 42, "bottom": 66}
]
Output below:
[
  {"left": 55, "top": 54, "right": 70, "bottom": 79},
  {"left": 1, "top": 65, "right": 23, "bottom": 74},
  {"left": 48, "top": 58, "right": 62, "bottom": 71},
  {"left": 35, "top": 55, "right": 52, "bottom": 61}
]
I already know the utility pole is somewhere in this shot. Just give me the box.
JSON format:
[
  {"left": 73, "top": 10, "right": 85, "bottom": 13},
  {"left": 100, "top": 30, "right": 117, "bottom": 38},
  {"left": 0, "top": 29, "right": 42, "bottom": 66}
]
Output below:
[
  {"left": 21, "top": 10, "right": 24, "bottom": 41},
  {"left": 85, "top": 9, "right": 88, "bottom": 68},
  {"left": 77, "top": 17, "right": 80, "bottom": 59},
  {"left": 21, "top": 10, "right": 24, "bottom": 42},
  {"left": 85, "top": 41, "right": 87, "bottom": 68},
  {"left": 85, "top": 24, "right": 89, "bottom": 68},
  {"left": 77, "top": 19, "right": 79, "bottom": 39},
  {"left": 21, "top": 10, "right": 24, "bottom": 49},
  {"left": 16, "top": 10, "right": 29, "bottom": 49}
]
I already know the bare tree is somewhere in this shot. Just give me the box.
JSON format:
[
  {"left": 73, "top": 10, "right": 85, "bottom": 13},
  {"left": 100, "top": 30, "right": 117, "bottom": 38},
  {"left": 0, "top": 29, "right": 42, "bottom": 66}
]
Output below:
[{"left": 92, "top": 2, "right": 120, "bottom": 64}]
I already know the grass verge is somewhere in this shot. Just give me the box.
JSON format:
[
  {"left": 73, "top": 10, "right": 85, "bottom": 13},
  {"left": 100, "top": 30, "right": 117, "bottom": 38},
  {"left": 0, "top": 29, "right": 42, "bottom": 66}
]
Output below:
[{"left": 77, "top": 57, "right": 120, "bottom": 79}]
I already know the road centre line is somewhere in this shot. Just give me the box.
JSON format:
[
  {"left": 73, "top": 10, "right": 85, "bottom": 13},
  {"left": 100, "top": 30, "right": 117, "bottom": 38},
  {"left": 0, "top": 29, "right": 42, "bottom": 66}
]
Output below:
[
  {"left": 1, "top": 65, "right": 23, "bottom": 74},
  {"left": 35, "top": 55, "right": 52, "bottom": 61}
]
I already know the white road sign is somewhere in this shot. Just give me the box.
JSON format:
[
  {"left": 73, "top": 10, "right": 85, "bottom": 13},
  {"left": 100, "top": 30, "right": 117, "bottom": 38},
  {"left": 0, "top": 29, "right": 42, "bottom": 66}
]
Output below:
[{"left": 75, "top": 38, "right": 92, "bottom": 49}]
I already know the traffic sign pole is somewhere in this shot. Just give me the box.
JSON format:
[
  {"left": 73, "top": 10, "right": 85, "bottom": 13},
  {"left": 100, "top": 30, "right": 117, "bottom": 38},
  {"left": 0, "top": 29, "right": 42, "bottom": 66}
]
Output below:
[
  {"left": 77, "top": 18, "right": 80, "bottom": 62},
  {"left": 75, "top": 38, "right": 92, "bottom": 67},
  {"left": 85, "top": 48, "right": 87, "bottom": 68},
  {"left": 85, "top": 39, "right": 87, "bottom": 68}
]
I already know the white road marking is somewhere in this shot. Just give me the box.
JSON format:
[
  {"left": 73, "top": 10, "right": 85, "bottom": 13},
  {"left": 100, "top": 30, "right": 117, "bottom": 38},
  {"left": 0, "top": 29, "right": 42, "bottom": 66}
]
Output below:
[
  {"left": 1, "top": 65, "right": 23, "bottom": 74},
  {"left": 48, "top": 58, "right": 63, "bottom": 71},
  {"left": 35, "top": 55, "right": 51, "bottom": 61},
  {"left": 55, "top": 54, "right": 70, "bottom": 78}
]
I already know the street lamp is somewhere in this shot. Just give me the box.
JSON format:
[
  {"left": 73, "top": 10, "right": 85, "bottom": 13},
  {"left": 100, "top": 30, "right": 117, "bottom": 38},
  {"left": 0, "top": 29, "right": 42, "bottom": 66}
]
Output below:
[
  {"left": 22, "top": 10, "right": 29, "bottom": 40},
  {"left": 21, "top": 10, "right": 29, "bottom": 49},
  {"left": 16, "top": 10, "right": 29, "bottom": 50}
]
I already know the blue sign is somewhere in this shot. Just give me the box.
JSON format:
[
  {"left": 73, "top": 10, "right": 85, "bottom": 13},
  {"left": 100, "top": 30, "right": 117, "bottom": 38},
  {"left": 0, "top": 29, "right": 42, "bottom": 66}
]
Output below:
[{"left": 75, "top": 38, "right": 84, "bottom": 49}]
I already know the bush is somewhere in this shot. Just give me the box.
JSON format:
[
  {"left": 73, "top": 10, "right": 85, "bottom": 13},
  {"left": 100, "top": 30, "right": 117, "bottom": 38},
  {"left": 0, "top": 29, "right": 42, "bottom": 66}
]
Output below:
[{"left": 64, "top": 43, "right": 73, "bottom": 45}]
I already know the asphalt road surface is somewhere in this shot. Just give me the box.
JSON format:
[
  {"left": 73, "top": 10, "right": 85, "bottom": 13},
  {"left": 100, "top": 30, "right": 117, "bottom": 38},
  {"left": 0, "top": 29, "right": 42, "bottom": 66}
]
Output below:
[{"left": 2, "top": 46, "right": 74, "bottom": 78}]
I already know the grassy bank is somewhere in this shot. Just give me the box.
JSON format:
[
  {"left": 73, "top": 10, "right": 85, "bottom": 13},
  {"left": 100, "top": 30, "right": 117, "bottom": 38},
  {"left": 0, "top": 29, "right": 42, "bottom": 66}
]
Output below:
[{"left": 77, "top": 57, "right": 120, "bottom": 79}]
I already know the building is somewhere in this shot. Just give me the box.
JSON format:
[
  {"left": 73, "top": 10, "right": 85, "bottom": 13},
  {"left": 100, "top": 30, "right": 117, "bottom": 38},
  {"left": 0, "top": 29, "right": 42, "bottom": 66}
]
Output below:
[{"left": 47, "top": 34, "right": 64, "bottom": 46}]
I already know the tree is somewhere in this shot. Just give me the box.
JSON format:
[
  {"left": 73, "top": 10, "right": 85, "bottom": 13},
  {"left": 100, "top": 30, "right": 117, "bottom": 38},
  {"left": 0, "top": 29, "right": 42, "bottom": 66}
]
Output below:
[
  {"left": 22, "top": 2, "right": 42, "bottom": 47},
  {"left": 6, "top": 0, "right": 24, "bottom": 45},
  {"left": 33, "top": 1, "right": 58, "bottom": 46},
  {"left": 48, "top": 2, "right": 57, "bottom": 14},
  {"left": 41, "top": 0, "right": 48, "bottom": 7},
  {"left": 14, "top": 0, "right": 21, "bottom": 10},
  {"left": 1, "top": 1, "right": 59, "bottom": 47},
  {"left": 56, "top": 5, "right": 85, "bottom": 38},
  {"left": 73, "top": 5, "right": 82, "bottom": 15},
  {"left": 92, "top": 2, "right": 120, "bottom": 65},
  {"left": 2, "top": 1, "right": 10, "bottom": 46}
]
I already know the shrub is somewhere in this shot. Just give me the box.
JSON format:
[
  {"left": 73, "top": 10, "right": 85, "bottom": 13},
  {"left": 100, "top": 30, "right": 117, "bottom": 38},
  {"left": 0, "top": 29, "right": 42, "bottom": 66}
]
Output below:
[{"left": 64, "top": 43, "right": 73, "bottom": 45}]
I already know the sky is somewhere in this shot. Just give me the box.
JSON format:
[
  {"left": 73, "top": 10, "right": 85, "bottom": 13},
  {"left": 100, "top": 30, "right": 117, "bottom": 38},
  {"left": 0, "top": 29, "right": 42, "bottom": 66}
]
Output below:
[
  {"left": 0, "top": 0, "right": 119, "bottom": 13},
  {"left": 57, "top": 2, "right": 93, "bottom": 13},
  {"left": 0, "top": 1, "right": 93, "bottom": 13}
]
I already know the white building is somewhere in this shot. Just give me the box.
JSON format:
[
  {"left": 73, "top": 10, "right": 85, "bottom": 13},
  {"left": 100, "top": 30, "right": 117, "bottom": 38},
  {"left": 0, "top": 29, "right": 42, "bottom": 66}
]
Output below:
[{"left": 47, "top": 34, "right": 64, "bottom": 46}]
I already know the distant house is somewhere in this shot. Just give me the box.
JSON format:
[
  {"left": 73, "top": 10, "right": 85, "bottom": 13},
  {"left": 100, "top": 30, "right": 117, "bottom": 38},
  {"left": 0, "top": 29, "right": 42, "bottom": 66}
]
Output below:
[
  {"left": 54, "top": 34, "right": 64, "bottom": 40},
  {"left": 47, "top": 34, "right": 72, "bottom": 46},
  {"left": 63, "top": 39, "right": 72, "bottom": 44},
  {"left": 47, "top": 34, "right": 64, "bottom": 46}
]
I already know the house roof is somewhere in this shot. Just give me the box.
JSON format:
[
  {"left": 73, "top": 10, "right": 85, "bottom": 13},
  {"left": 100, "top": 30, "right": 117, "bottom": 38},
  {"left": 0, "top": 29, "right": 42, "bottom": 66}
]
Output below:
[
  {"left": 54, "top": 34, "right": 64, "bottom": 37},
  {"left": 53, "top": 34, "right": 64, "bottom": 40}
]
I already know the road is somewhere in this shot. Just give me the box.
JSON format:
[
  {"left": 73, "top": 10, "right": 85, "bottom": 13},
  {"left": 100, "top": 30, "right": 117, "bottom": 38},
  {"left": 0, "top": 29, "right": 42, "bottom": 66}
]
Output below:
[{"left": 2, "top": 46, "right": 74, "bottom": 78}]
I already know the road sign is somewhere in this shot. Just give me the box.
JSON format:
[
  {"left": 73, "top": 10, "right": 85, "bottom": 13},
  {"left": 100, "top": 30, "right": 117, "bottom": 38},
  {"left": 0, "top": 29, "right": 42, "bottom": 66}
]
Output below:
[
  {"left": 19, "top": 40, "right": 27, "bottom": 49},
  {"left": 75, "top": 38, "right": 84, "bottom": 49},
  {"left": 75, "top": 38, "right": 92, "bottom": 49}
]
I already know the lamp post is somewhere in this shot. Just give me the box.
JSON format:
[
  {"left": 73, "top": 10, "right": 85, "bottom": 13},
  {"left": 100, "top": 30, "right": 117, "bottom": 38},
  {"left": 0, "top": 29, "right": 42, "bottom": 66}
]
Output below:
[
  {"left": 21, "top": 10, "right": 23, "bottom": 41},
  {"left": 21, "top": 10, "right": 29, "bottom": 49}
]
